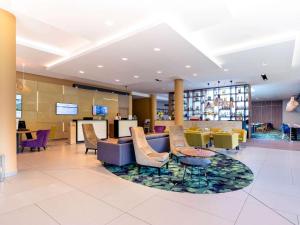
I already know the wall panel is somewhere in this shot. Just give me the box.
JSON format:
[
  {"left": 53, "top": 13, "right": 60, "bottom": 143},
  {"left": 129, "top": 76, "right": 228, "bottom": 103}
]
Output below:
[{"left": 17, "top": 79, "right": 119, "bottom": 139}]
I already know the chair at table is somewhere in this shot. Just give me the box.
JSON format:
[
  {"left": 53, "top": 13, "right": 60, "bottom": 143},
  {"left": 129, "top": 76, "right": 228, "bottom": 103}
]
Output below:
[
  {"left": 210, "top": 127, "right": 223, "bottom": 133},
  {"left": 131, "top": 127, "right": 169, "bottom": 175},
  {"left": 213, "top": 132, "right": 240, "bottom": 150},
  {"left": 154, "top": 125, "right": 166, "bottom": 133},
  {"left": 232, "top": 128, "right": 247, "bottom": 143},
  {"left": 82, "top": 124, "right": 100, "bottom": 154},
  {"left": 169, "top": 125, "right": 191, "bottom": 161},
  {"left": 184, "top": 131, "right": 211, "bottom": 148},
  {"left": 42, "top": 130, "right": 51, "bottom": 150},
  {"left": 256, "top": 124, "right": 267, "bottom": 133},
  {"left": 143, "top": 119, "right": 151, "bottom": 133},
  {"left": 21, "top": 130, "right": 46, "bottom": 152}
]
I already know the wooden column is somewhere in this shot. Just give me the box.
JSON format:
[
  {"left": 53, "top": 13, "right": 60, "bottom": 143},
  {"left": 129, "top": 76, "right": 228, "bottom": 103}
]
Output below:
[
  {"left": 150, "top": 94, "right": 157, "bottom": 132},
  {"left": 128, "top": 93, "right": 133, "bottom": 116},
  {"left": 174, "top": 79, "right": 184, "bottom": 125},
  {"left": 0, "top": 8, "right": 17, "bottom": 176}
]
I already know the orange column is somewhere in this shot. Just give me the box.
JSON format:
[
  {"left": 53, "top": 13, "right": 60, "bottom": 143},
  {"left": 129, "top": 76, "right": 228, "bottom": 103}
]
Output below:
[
  {"left": 0, "top": 8, "right": 17, "bottom": 176},
  {"left": 174, "top": 79, "right": 184, "bottom": 125},
  {"left": 150, "top": 94, "right": 157, "bottom": 132}
]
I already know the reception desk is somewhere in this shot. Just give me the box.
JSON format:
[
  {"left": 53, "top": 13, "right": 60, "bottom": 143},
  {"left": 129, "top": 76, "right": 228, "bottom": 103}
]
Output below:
[
  {"left": 70, "top": 120, "right": 108, "bottom": 143},
  {"left": 155, "top": 120, "right": 242, "bottom": 131},
  {"left": 114, "top": 120, "right": 138, "bottom": 138}
]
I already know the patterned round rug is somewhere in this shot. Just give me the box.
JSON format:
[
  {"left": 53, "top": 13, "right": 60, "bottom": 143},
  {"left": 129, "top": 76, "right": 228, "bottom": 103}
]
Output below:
[{"left": 104, "top": 152, "right": 254, "bottom": 194}]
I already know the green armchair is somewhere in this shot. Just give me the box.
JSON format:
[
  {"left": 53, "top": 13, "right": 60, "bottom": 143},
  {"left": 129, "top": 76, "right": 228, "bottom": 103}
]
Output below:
[
  {"left": 184, "top": 131, "right": 211, "bottom": 148},
  {"left": 213, "top": 132, "right": 240, "bottom": 150}
]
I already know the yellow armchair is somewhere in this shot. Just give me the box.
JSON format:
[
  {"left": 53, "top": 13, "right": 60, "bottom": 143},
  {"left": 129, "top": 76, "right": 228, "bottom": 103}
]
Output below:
[
  {"left": 210, "top": 128, "right": 223, "bottom": 133},
  {"left": 232, "top": 128, "right": 247, "bottom": 143},
  {"left": 184, "top": 131, "right": 211, "bottom": 148},
  {"left": 213, "top": 133, "right": 240, "bottom": 150}
]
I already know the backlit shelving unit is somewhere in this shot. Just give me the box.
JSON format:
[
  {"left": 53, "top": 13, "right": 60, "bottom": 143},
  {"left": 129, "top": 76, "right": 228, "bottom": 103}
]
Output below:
[{"left": 169, "top": 84, "right": 250, "bottom": 121}]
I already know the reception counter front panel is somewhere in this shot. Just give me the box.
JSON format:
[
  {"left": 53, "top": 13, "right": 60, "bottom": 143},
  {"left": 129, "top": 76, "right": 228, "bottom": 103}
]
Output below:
[
  {"left": 76, "top": 120, "right": 108, "bottom": 142},
  {"left": 114, "top": 120, "right": 138, "bottom": 138}
]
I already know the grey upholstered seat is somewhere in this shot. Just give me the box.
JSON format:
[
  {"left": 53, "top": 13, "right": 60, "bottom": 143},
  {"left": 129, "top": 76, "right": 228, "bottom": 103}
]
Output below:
[{"left": 131, "top": 127, "right": 169, "bottom": 175}]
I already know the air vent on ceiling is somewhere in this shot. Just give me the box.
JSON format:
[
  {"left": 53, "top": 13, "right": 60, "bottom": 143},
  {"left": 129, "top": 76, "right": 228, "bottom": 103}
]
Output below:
[{"left": 261, "top": 74, "right": 268, "bottom": 80}]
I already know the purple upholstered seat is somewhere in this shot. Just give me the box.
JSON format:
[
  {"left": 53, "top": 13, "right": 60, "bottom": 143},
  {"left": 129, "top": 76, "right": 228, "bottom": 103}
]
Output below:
[
  {"left": 21, "top": 129, "right": 50, "bottom": 152},
  {"left": 154, "top": 125, "right": 166, "bottom": 133}
]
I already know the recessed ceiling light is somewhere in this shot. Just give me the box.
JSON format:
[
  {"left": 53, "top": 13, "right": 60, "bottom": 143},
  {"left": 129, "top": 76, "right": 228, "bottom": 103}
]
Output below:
[
  {"left": 193, "top": 73, "right": 198, "bottom": 77},
  {"left": 223, "top": 68, "right": 229, "bottom": 72},
  {"left": 262, "top": 62, "right": 268, "bottom": 66},
  {"left": 97, "top": 65, "right": 104, "bottom": 68},
  {"left": 153, "top": 48, "right": 161, "bottom": 51},
  {"left": 104, "top": 20, "right": 114, "bottom": 26},
  {"left": 79, "top": 70, "right": 85, "bottom": 74},
  {"left": 133, "top": 75, "right": 139, "bottom": 79},
  {"left": 157, "top": 70, "right": 162, "bottom": 74},
  {"left": 115, "top": 79, "right": 120, "bottom": 82},
  {"left": 121, "top": 58, "right": 128, "bottom": 61},
  {"left": 185, "top": 65, "right": 191, "bottom": 68}
]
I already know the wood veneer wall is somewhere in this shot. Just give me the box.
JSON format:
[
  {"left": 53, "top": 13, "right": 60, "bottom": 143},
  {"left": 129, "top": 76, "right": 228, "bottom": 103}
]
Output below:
[
  {"left": 17, "top": 72, "right": 120, "bottom": 139},
  {"left": 132, "top": 98, "right": 151, "bottom": 126},
  {"left": 252, "top": 101, "right": 283, "bottom": 129}
]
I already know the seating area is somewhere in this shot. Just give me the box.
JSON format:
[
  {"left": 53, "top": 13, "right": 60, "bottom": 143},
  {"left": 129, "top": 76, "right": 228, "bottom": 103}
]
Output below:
[{"left": 2, "top": 1, "right": 300, "bottom": 225}]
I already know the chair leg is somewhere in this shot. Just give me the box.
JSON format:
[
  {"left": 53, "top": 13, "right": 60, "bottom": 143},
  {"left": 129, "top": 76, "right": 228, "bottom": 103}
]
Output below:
[
  {"left": 94, "top": 149, "right": 97, "bottom": 155},
  {"left": 158, "top": 168, "right": 161, "bottom": 176},
  {"left": 21, "top": 147, "right": 24, "bottom": 153},
  {"left": 38, "top": 147, "right": 40, "bottom": 152},
  {"left": 85, "top": 148, "right": 88, "bottom": 154},
  {"left": 166, "top": 162, "right": 169, "bottom": 169},
  {"left": 236, "top": 146, "right": 240, "bottom": 150},
  {"left": 30, "top": 147, "right": 34, "bottom": 152}
]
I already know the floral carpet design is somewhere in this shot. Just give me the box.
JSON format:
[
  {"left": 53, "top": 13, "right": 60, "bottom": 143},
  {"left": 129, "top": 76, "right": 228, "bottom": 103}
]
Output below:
[{"left": 105, "top": 152, "right": 254, "bottom": 194}]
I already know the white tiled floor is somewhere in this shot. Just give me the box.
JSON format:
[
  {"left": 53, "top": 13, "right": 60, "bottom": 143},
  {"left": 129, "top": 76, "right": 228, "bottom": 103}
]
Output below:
[{"left": 0, "top": 141, "right": 299, "bottom": 225}]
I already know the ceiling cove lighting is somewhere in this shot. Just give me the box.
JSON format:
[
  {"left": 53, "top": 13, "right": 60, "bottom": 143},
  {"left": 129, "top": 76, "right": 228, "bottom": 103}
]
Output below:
[
  {"left": 153, "top": 48, "right": 161, "bottom": 51},
  {"left": 133, "top": 75, "right": 140, "bottom": 79},
  {"left": 97, "top": 65, "right": 104, "bottom": 68},
  {"left": 121, "top": 58, "right": 128, "bottom": 61},
  {"left": 115, "top": 79, "right": 120, "bottom": 82},
  {"left": 79, "top": 70, "right": 85, "bottom": 74},
  {"left": 46, "top": 18, "right": 161, "bottom": 69},
  {"left": 211, "top": 31, "right": 297, "bottom": 56},
  {"left": 157, "top": 70, "right": 162, "bottom": 74},
  {"left": 17, "top": 36, "right": 69, "bottom": 56},
  {"left": 185, "top": 65, "right": 191, "bottom": 68}
]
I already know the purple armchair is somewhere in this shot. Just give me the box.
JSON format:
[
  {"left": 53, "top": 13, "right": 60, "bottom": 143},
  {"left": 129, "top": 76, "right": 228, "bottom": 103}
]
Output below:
[
  {"left": 154, "top": 125, "right": 166, "bottom": 133},
  {"left": 21, "top": 130, "right": 50, "bottom": 152}
]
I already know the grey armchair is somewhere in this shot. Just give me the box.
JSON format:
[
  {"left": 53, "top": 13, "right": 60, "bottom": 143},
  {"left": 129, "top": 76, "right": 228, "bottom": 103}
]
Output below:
[
  {"left": 131, "top": 127, "right": 169, "bottom": 175},
  {"left": 82, "top": 124, "right": 100, "bottom": 154}
]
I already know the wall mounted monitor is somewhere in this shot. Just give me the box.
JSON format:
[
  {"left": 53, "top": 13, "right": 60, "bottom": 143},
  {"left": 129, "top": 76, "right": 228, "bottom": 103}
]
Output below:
[
  {"left": 56, "top": 103, "right": 78, "bottom": 115},
  {"left": 16, "top": 94, "right": 22, "bottom": 118},
  {"left": 92, "top": 105, "right": 108, "bottom": 116}
]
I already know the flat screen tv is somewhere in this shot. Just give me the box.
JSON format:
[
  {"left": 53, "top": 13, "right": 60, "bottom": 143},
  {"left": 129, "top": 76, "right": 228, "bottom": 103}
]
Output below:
[
  {"left": 16, "top": 94, "right": 22, "bottom": 118},
  {"left": 92, "top": 105, "right": 108, "bottom": 116},
  {"left": 56, "top": 103, "right": 78, "bottom": 115}
]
